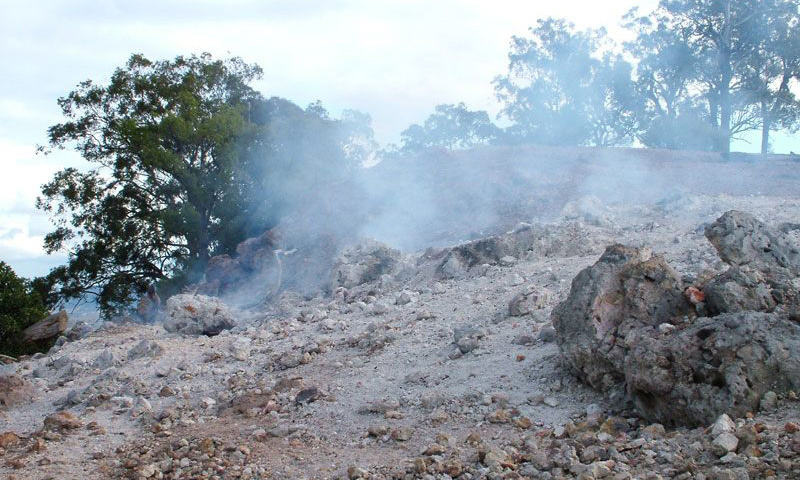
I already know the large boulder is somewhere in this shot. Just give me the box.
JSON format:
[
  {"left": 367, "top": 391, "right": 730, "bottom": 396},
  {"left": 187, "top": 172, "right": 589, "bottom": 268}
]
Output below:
[
  {"left": 163, "top": 294, "right": 236, "bottom": 336},
  {"left": 330, "top": 239, "right": 402, "bottom": 290},
  {"left": 624, "top": 312, "right": 800, "bottom": 426},
  {"left": 703, "top": 211, "right": 800, "bottom": 314},
  {"left": 553, "top": 211, "right": 800, "bottom": 427},
  {"left": 552, "top": 245, "right": 689, "bottom": 391},
  {"left": 705, "top": 210, "right": 800, "bottom": 275}
]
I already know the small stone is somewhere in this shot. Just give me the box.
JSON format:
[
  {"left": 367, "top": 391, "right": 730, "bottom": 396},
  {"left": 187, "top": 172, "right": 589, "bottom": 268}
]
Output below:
[
  {"left": 347, "top": 466, "right": 368, "bottom": 479},
  {"left": 295, "top": 387, "right": 322, "bottom": 404},
  {"left": 43, "top": 411, "right": 83, "bottom": 431},
  {"left": 784, "top": 422, "right": 800, "bottom": 433},
  {"left": 486, "top": 409, "right": 511, "bottom": 424},
  {"left": 159, "top": 386, "right": 176, "bottom": 397},
  {"left": 0, "top": 432, "right": 21, "bottom": 448},
  {"left": 711, "top": 414, "right": 736, "bottom": 437},
  {"left": 761, "top": 391, "right": 778, "bottom": 411},
  {"left": 423, "top": 443, "right": 446, "bottom": 456},
  {"left": 538, "top": 326, "right": 556, "bottom": 343},
  {"left": 395, "top": 291, "right": 413, "bottom": 306},
  {"left": 712, "top": 433, "right": 739, "bottom": 456},
  {"left": 390, "top": 427, "right": 413, "bottom": 441},
  {"left": 543, "top": 396, "right": 559, "bottom": 407},
  {"left": 367, "top": 425, "right": 389, "bottom": 437},
  {"left": 465, "top": 432, "right": 482, "bottom": 445},
  {"left": 514, "top": 417, "right": 533, "bottom": 429}
]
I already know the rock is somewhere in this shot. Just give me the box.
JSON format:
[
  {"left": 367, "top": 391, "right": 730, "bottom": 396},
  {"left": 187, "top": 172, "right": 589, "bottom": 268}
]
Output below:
[
  {"left": 163, "top": 294, "right": 236, "bottom": 336},
  {"left": 347, "top": 466, "right": 368, "bottom": 479},
  {"left": 0, "top": 432, "right": 20, "bottom": 449},
  {"left": 0, "top": 375, "right": 35, "bottom": 409},
  {"left": 543, "top": 396, "right": 560, "bottom": 407},
  {"left": 195, "top": 230, "right": 282, "bottom": 304},
  {"left": 423, "top": 443, "right": 446, "bottom": 456},
  {"left": 552, "top": 244, "right": 689, "bottom": 391},
  {"left": 553, "top": 219, "right": 800, "bottom": 427},
  {"left": 486, "top": 409, "right": 511, "bottom": 423},
  {"left": 21, "top": 310, "right": 68, "bottom": 343},
  {"left": 705, "top": 210, "right": 800, "bottom": 275},
  {"left": 436, "top": 235, "right": 522, "bottom": 279},
  {"left": 330, "top": 240, "right": 402, "bottom": 289},
  {"left": 43, "top": 411, "right": 83, "bottom": 431},
  {"left": 538, "top": 326, "right": 556, "bottom": 343},
  {"left": 704, "top": 267, "right": 777, "bottom": 315},
  {"left": 625, "top": 311, "right": 800, "bottom": 426},
  {"left": 136, "top": 285, "right": 161, "bottom": 323},
  {"left": 395, "top": 291, "right": 413, "bottom": 306},
  {"left": 127, "top": 340, "right": 165, "bottom": 360},
  {"left": 711, "top": 433, "right": 739, "bottom": 456},
  {"left": 390, "top": 427, "right": 413, "bottom": 441},
  {"left": 562, "top": 195, "right": 612, "bottom": 227},
  {"left": 159, "top": 386, "right": 176, "bottom": 397},
  {"left": 92, "top": 349, "right": 116, "bottom": 370},
  {"left": 760, "top": 391, "right": 778, "bottom": 411},
  {"left": 229, "top": 340, "right": 251, "bottom": 361},
  {"left": 295, "top": 387, "right": 322, "bottom": 404},
  {"left": 711, "top": 414, "right": 736, "bottom": 437},
  {"left": 454, "top": 326, "right": 483, "bottom": 354},
  {"left": 509, "top": 286, "right": 552, "bottom": 316}
]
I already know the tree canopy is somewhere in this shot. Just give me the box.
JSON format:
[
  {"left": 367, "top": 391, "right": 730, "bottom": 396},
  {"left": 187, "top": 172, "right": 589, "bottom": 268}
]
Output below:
[
  {"left": 38, "top": 53, "right": 367, "bottom": 315},
  {"left": 399, "top": 103, "right": 500, "bottom": 152}
]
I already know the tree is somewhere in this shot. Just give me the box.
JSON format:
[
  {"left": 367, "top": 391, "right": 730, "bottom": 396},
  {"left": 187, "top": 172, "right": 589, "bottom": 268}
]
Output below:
[
  {"left": 399, "top": 103, "right": 500, "bottom": 152},
  {"left": 0, "top": 262, "right": 48, "bottom": 357},
  {"left": 737, "top": 2, "right": 800, "bottom": 153},
  {"left": 38, "top": 53, "right": 264, "bottom": 314},
  {"left": 39, "top": 54, "right": 372, "bottom": 315},
  {"left": 647, "top": 0, "right": 799, "bottom": 154},
  {"left": 494, "top": 18, "right": 639, "bottom": 147},
  {"left": 624, "top": 9, "right": 718, "bottom": 150}
]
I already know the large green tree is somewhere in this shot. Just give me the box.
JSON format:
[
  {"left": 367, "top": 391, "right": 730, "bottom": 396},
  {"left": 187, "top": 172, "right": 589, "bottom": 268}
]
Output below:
[
  {"left": 39, "top": 54, "right": 372, "bottom": 315},
  {"left": 39, "top": 53, "right": 265, "bottom": 314}
]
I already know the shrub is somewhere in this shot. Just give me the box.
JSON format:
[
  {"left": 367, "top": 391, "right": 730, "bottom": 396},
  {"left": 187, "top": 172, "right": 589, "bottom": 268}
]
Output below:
[{"left": 0, "top": 261, "right": 49, "bottom": 357}]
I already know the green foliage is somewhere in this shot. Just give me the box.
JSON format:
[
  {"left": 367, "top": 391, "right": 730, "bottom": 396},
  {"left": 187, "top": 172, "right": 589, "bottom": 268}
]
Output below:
[
  {"left": 399, "top": 103, "right": 500, "bottom": 152},
  {"left": 0, "top": 262, "right": 49, "bottom": 357},
  {"left": 38, "top": 53, "right": 371, "bottom": 316},
  {"left": 38, "top": 53, "right": 264, "bottom": 315}
]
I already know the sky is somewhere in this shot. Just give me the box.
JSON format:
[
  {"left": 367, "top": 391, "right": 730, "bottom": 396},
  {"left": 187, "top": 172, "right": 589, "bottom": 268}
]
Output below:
[{"left": 1, "top": 0, "right": 798, "bottom": 278}]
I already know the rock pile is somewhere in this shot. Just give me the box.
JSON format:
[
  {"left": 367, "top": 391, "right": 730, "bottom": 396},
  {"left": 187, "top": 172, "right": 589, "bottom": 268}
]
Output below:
[
  {"left": 162, "top": 294, "right": 236, "bottom": 336},
  {"left": 194, "top": 230, "right": 282, "bottom": 306},
  {"left": 553, "top": 211, "right": 800, "bottom": 426},
  {"left": 330, "top": 239, "right": 403, "bottom": 290}
]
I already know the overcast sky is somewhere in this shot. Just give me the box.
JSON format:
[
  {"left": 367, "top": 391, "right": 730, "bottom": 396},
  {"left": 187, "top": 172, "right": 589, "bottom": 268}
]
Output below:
[{"left": 1, "top": 0, "right": 798, "bottom": 278}]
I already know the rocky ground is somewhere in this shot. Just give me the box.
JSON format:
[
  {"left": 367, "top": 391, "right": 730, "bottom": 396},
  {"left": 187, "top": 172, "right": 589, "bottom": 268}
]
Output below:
[{"left": 2, "top": 155, "right": 800, "bottom": 479}]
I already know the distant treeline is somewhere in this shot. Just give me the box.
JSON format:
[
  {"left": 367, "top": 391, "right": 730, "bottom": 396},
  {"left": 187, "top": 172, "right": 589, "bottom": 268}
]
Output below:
[{"left": 395, "top": 0, "right": 800, "bottom": 156}]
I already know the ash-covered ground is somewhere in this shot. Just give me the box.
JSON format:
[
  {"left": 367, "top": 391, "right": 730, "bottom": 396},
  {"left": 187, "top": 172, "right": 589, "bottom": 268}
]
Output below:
[{"left": 2, "top": 148, "right": 800, "bottom": 480}]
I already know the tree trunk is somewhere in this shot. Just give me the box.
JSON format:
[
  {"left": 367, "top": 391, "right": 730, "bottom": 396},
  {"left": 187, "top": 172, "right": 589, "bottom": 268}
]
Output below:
[
  {"left": 718, "top": 0, "right": 733, "bottom": 156},
  {"left": 761, "top": 100, "right": 771, "bottom": 155}
]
